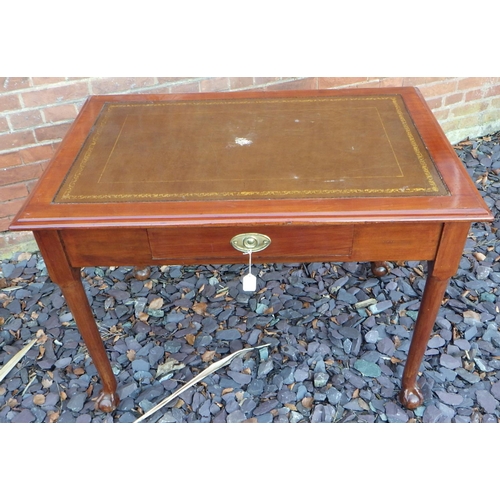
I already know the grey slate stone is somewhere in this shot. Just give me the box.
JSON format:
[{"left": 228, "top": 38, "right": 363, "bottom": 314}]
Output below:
[
  {"left": 227, "top": 410, "right": 246, "bottom": 423},
  {"left": 313, "top": 372, "right": 329, "bottom": 388},
  {"left": 436, "top": 390, "right": 464, "bottom": 406},
  {"left": 66, "top": 393, "right": 87, "bottom": 413},
  {"left": 11, "top": 409, "right": 36, "bottom": 423},
  {"left": 216, "top": 329, "right": 241, "bottom": 341},
  {"left": 227, "top": 371, "right": 252, "bottom": 385},
  {"left": 247, "top": 379, "right": 265, "bottom": 396},
  {"left": 354, "top": 359, "right": 381, "bottom": 378},
  {"left": 423, "top": 405, "right": 445, "bottom": 423},
  {"left": 456, "top": 368, "right": 481, "bottom": 384},
  {"left": 385, "top": 402, "right": 409, "bottom": 423},
  {"left": 131, "top": 359, "right": 151, "bottom": 372},
  {"left": 440, "top": 353, "right": 462, "bottom": 370},
  {"left": 369, "top": 300, "right": 393, "bottom": 314},
  {"left": 253, "top": 400, "right": 279, "bottom": 416},
  {"left": 490, "top": 381, "right": 500, "bottom": 400},
  {"left": 257, "top": 359, "right": 274, "bottom": 378},
  {"left": 476, "top": 390, "right": 498, "bottom": 414}
]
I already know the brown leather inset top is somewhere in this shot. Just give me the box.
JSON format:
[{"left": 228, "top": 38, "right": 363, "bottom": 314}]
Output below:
[{"left": 54, "top": 95, "right": 449, "bottom": 203}]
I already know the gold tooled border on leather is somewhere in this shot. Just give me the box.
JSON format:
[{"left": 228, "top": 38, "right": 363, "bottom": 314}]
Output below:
[{"left": 55, "top": 96, "right": 448, "bottom": 202}]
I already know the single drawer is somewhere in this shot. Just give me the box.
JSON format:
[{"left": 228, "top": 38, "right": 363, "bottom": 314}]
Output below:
[{"left": 147, "top": 225, "right": 354, "bottom": 262}]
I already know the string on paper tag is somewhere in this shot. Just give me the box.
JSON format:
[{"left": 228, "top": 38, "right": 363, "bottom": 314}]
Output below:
[{"left": 242, "top": 250, "right": 257, "bottom": 292}]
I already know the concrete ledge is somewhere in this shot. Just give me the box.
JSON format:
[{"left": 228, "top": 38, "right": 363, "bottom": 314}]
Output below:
[{"left": 0, "top": 231, "right": 38, "bottom": 260}]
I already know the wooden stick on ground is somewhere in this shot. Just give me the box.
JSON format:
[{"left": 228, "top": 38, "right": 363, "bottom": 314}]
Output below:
[
  {"left": 0, "top": 337, "right": 38, "bottom": 384},
  {"left": 134, "top": 343, "right": 270, "bottom": 423}
]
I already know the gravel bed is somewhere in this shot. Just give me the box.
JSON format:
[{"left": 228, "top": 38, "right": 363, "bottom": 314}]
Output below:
[{"left": 1, "top": 131, "right": 500, "bottom": 423}]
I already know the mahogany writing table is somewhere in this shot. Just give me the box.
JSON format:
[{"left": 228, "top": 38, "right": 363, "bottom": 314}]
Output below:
[{"left": 10, "top": 88, "right": 492, "bottom": 413}]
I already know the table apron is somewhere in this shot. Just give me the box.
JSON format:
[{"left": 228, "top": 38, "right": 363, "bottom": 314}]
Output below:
[{"left": 60, "top": 222, "right": 443, "bottom": 267}]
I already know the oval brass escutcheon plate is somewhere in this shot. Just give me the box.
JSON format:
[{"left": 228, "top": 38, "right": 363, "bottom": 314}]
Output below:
[{"left": 231, "top": 233, "right": 271, "bottom": 253}]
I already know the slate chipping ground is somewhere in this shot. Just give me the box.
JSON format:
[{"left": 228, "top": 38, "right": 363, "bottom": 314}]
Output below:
[{"left": 1, "top": 133, "right": 500, "bottom": 423}]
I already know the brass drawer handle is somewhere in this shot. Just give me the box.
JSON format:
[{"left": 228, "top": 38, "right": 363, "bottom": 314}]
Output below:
[{"left": 231, "top": 233, "right": 271, "bottom": 253}]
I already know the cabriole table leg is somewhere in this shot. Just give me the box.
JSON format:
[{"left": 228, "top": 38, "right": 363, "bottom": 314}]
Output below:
[
  {"left": 58, "top": 273, "right": 120, "bottom": 412},
  {"left": 399, "top": 222, "right": 471, "bottom": 410},
  {"left": 399, "top": 273, "right": 450, "bottom": 409},
  {"left": 34, "top": 231, "right": 120, "bottom": 412}
]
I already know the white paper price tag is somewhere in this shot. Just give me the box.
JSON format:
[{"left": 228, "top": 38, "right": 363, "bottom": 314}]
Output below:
[{"left": 242, "top": 272, "right": 257, "bottom": 292}]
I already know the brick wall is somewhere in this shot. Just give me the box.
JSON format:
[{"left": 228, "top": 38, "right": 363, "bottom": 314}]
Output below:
[{"left": 1, "top": 76, "right": 500, "bottom": 257}]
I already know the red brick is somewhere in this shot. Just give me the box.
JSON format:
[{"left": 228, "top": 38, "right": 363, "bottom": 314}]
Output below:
[
  {"left": 157, "top": 77, "right": 194, "bottom": 84},
  {"left": 418, "top": 81, "right": 458, "bottom": 98},
  {"left": 0, "top": 182, "right": 28, "bottom": 202},
  {"left": 0, "top": 151, "right": 22, "bottom": 169},
  {"left": 457, "top": 77, "right": 497, "bottom": 91},
  {"left": 169, "top": 81, "right": 201, "bottom": 93},
  {"left": 0, "top": 217, "right": 11, "bottom": 232},
  {"left": 484, "top": 84, "right": 500, "bottom": 98},
  {"left": 31, "top": 77, "right": 68, "bottom": 85},
  {"left": 0, "top": 116, "right": 8, "bottom": 133},
  {"left": 75, "top": 100, "right": 86, "bottom": 112},
  {"left": 425, "top": 97, "right": 444, "bottom": 110},
  {"left": 0, "top": 94, "right": 21, "bottom": 112},
  {"left": 263, "top": 78, "right": 317, "bottom": 91},
  {"left": 0, "top": 163, "right": 44, "bottom": 187},
  {"left": 43, "top": 103, "right": 79, "bottom": 123},
  {"left": 200, "top": 78, "right": 230, "bottom": 92},
  {"left": 21, "top": 82, "right": 89, "bottom": 108},
  {"left": 444, "top": 92, "right": 464, "bottom": 106},
  {"left": 318, "top": 77, "right": 367, "bottom": 88},
  {"left": 379, "top": 77, "right": 404, "bottom": 87},
  {"left": 0, "top": 130, "right": 35, "bottom": 151},
  {"left": 25, "top": 178, "right": 40, "bottom": 193},
  {"left": 254, "top": 77, "right": 286, "bottom": 86},
  {"left": 0, "top": 198, "right": 25, "bottom": 218},
  {"left": 128, "top": 87, "right": 169, "bottom": 96},
  {"left": 90, "top": 77, "right": 156, "bottom": 94},
  {"left": 19, "top": 144, "right": 55, "bottom": 164},
  {"left": 0, "top": 77, "right": 31, "bottom": 91},
  {"left": 8, "top": 109, "right": 44, "bottom": 130},
  {"left": 229, "top": 77, "right": 254, "bottom": 90},
  {"left": 34, "top": 122, "right": 72, "bottom": 142},
  {"left": 465, "top": 89, "right": 484, "bottom": 102},
  {"left": 39, "top": 160, "right": 50, "bottom": 172},
  {"left": 352, "top": 81, "right": 382, "bottom": 89},
  {"left": 402, "top": 77, "right": 447, "bottom": 86}
]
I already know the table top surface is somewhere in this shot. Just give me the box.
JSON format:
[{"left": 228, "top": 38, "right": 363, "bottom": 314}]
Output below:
[
  {"left": 54, "top": 93, "right": 448, "bottom": 202},
  {"left": 11, "top": 87, "right": 492, "bottom": 230}
]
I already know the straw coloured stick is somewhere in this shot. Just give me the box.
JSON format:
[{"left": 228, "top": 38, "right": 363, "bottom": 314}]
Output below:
[
  {"left": 0, "top": 337, "right": 38, "bottom": 383},
  {"left": 134, "top": 343, "right": 270, "bottom": 423}
]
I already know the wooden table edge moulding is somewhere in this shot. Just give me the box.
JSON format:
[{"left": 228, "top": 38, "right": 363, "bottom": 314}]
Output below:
[{"left": 10, "top": 87, "right": 493, "bottom": 414}]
